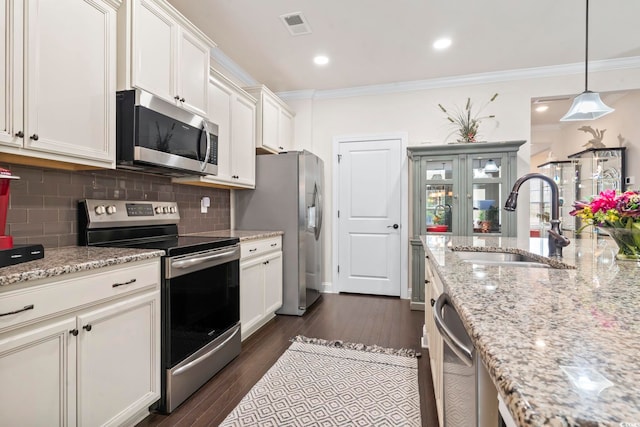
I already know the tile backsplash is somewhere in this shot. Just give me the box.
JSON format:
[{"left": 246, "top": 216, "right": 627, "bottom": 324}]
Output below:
[{"left": 2, "top": 163, "right": 231, "bottom": 248}]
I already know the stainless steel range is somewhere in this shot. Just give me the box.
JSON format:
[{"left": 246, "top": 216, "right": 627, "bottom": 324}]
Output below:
[{"left": 79, "top": 199, "right": 241, "bottom": 413}]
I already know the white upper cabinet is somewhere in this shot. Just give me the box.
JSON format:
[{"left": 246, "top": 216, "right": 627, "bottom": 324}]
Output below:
[
  {"left": 244, "top": 85, "right": 295, "bottom": 154},
  {"left": 123, "top": 0, "right": 213, "bottom": 117},
  {"left": 0, "top": 0, "right": 119, "bottom": 169},
  {"left": 174, "top": 69, "right": 256, "bottom": 189}
]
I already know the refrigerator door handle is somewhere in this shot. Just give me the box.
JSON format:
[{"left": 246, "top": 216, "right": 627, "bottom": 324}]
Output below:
[{"left": 315, "top": 183, "right": 323, "bottom": 240}]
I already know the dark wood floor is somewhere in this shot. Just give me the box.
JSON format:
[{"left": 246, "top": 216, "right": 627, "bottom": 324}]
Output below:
[{"left": 136, "top": 293, "right": 438, "bottom": 427}]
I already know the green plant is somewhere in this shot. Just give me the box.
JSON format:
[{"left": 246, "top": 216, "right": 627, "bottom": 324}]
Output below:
[
  {"left": 438, "top": 93, "right": 498, "bottom": 143},
  {"left": 479, "top": 205, "right": 499, "bottom": 224}
]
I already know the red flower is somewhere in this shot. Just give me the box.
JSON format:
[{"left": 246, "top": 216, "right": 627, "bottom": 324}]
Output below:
[{"left": 589, "top": 189, "right": 618, "bottom": 213}]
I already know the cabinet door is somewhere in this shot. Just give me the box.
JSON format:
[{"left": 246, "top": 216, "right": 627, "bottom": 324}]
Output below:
[
  {"left": 263, "top": 251, "right": 283, "bottom": 314},
  {"left": 77, "top": 291, "right": 160, "bottom": 427},
  {"left": 24, "top": 0, "right": 116, "bottom": 164},
  {"left": 133, "top": 0, "right": 176, "bottom": 103},
  {"left": 0, "top": 0, "right": 16, "bottom": 147},
  {"left": 261, "top": 94, "right": 280, "bottom": 152},
  {"left": 240, "top": 257, "right": 265, "bottom": 339},
  {"left": 177, "top": 28, "right": 209, "bottom": 117},
  {"left": 0, "top": 317, "right": 77, "bottom": 427},
  {"left": 232, "top": 92, "right": 256, "bottom": 186},
  {"left": 278, "top": 107, "right": 294, "bottom": 152},
  {"left": 421, "top": 156, "right": 461, "bottom": 235},
  {"left": 209, "top": 76, "right": 233, "bottom": 181}
]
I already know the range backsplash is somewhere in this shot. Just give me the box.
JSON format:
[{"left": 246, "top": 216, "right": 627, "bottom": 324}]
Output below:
[{"left": 2, "top": 163, "right": 231, "bottom": 248}]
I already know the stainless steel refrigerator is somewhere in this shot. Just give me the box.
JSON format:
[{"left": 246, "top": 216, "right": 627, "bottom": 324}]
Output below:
[{"left": 234, "top": 150, "right": 324, "bottom": 315}]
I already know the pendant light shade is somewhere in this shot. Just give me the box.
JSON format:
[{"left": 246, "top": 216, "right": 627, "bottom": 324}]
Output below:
[
  {"left": 560, "top": 0, "right": 614, "bottom": 122},
  {"left": 560, "top": 91, "right": 614, "bottom": 121},
  {"left": 483, "top": 159, "right": 499, "bottom": 173}
]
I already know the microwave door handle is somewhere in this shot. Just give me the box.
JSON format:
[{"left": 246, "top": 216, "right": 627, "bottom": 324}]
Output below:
[{"left": 201, "top": 120, "right": 211, "bottom": 172}]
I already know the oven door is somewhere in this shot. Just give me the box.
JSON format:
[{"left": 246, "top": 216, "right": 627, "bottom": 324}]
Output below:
[{"left": 164, "top": 244, "right": 240, "bottom": 368}]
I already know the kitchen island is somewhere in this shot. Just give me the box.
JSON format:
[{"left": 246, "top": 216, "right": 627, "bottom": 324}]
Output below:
[{"left": 421, "top": 234, "right": 640, "bottom": 426}]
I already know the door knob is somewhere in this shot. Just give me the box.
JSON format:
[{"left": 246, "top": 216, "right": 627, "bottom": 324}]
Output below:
[{"left": 387, "top": 224, "right": 399, "bottom": 229}]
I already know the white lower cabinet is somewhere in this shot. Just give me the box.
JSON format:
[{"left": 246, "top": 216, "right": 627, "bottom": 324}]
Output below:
[
  {"left": 0, "top": 258, "right": 161, "bottom": 427},
  {"left": 240, "top": 236, "right": 282, "bottom": 340},
  {"left": 424, "top": 255, "right": 444, "bottom": 427}
]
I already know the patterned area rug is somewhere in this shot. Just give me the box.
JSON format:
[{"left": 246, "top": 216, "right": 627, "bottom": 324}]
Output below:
[{"left": 220, "top": 336, "right": 422, "bottom": 426}]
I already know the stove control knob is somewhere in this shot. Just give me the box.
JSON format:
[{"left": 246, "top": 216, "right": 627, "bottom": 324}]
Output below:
[
  {"left": 169, "top": 206, "right": 177, "bottom": 214},
  {"left": 106, "top": 205, "right": 117, "bottom": 215},
  {"left": 154, "top": 206, "right": 162, "bottom": 214},
  {"left": 162, "top": 206, "right": 168, "bottom": 214},
  {"left": 94, "top": 205, "right": 106, "bottom": 215}
]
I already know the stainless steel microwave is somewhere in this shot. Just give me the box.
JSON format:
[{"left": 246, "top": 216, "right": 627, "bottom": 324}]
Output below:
[{"left": 116, "top": 89, "right": 218, "bottom": 177}]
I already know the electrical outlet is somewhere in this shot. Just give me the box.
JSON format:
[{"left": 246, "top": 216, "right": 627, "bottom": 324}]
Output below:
[{"left": 625, "top": 176, "right": 635, "bottom": 186}]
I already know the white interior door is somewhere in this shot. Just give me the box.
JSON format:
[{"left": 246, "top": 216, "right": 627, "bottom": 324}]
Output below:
[{"left": 337, "top": 138, "right": 402, "bottom": 296}]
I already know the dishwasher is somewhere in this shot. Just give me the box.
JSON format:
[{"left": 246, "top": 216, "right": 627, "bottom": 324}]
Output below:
[{"left": 433, "top": 293, "right": 499, "bottom": 427}]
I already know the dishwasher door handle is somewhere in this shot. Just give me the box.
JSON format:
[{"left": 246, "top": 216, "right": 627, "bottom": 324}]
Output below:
[{"left": 433, "top": 293, "right": 474, "bottom": 367}]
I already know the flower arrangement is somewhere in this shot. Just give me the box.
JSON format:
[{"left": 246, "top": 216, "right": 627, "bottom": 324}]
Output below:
[
  {"left": 438, "top": 93, "right": 498, "bottom": 143},
  {"left": 570, "top": 189, "right": 640, "bottom": 260}
]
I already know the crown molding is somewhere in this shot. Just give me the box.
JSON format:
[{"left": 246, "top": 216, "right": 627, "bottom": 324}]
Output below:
[
  {"left": 210, "top": 48, "right": 259, "bottom": 87},
  {"left": 278, "top": 56, "right": 640, "bottom": 101}
]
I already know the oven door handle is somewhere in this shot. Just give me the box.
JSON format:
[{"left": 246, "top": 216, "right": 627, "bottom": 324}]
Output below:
[
  {"left": 171, "top": 249, "right": 238, "bottom": 270},
  {"left": 173, "top": 325, "right": 240, "bottom": 376}
]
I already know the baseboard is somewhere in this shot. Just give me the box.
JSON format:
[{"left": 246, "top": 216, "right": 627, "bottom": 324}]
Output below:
[
  {"left": 421, "top": 324, "right": 429, "bottom": 349},
  {"left": 410, "top": 301, "right": 425, "bottom": 311},
  {"left": 320, "top": 281, "right": 336, "bottom": 293}
]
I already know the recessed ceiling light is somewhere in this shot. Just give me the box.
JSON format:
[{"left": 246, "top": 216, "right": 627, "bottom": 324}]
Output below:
[
  {"left": 313, "top": 55, "right": 329, "bottom": 66},
  {"left": 536, "top": 105, "right": 550, "bottom": 112},
  {"left": 433, "top": 38, "right": 452, "bottom": 50}
]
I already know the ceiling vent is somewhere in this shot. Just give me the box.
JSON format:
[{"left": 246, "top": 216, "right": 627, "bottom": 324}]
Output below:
[{"left": 280, "top": 12, "right": 312, "bottom": 36}]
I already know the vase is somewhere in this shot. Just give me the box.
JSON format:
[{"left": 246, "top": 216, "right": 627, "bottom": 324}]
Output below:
[{"left": 598, "top": 226, "right": 640, "bottom": 261}]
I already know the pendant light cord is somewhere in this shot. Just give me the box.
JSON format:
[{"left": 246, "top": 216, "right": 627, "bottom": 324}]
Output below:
[{"left": 584, "top": 0, "right": 589, "bottom": 92}]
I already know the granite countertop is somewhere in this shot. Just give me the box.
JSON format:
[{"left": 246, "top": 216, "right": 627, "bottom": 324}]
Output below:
[
  {"left": 186, "top": 229, "right": 284, "bottom": 241},
  {"left": 0, "top": 247, "right": 164, "bottom": 288},
  {"left": 0, "top": 231, "right": 279, "bottom": 289},
  {"left": 420, "top": 235, "right": 640, "bottom": 426}
]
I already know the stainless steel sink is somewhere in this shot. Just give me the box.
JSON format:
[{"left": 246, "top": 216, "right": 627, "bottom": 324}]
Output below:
[{"left": 453, "top": 250, "right": 551, "bottom": 268}]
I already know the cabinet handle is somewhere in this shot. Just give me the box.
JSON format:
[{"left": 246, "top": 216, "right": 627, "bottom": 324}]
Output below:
[
  {"left": 14, "top": 131, "right": 24, "bottom": 138},
  {"left": 30, "top": 134, "right": 39, "bottom": 141},
  {"left": 249, "top": 248, "right": 257, "bottom": 252},
  {"left": 112, "top": 278, "right": 136, "bottom": 288},
  {"left": 263, "top": 260, "right": 270, "bottom": 265},
  {"left": 425, "top": 279, "right": 430, "bottom": 284},
  {"left": 180, "top": 97, "right": 185, "bottom": 103},
  {"left": 70, "top": 329, "right": 79, "bottom": 336},
  {"left": 430, "top": 298, "right": 436, "bottom": 307},
  {"left": 83, "top": 324, "right": 92, "bottom": 332},
  {"left": 0, "top": 304, "right": 34, "bottom": 317},
  {"left": 270, "top": 243, "right": 277, "bottom": 247},
  {"left": 279, "top": 146, "right": 284, "bottom": 150},
  {"left": 174, "top": 95, "right": 180, "bottom": 100}
]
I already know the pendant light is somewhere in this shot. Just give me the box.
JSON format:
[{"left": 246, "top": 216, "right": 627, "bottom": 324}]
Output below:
[
  {"left": 560, "top": 0, "right": 614, "bottom": 122},
  {"left": 483, "top": 159, "right": 499, "bottom": 173}
]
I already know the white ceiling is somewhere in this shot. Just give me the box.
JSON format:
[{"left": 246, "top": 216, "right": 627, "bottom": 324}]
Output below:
[{"left": 167, "top": 0, "right": 640, "bottom": 94}]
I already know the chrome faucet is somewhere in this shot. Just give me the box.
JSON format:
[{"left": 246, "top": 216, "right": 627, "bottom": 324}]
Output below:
[{"left": 504, "top": 173, "right": 570, "bottom": 257}]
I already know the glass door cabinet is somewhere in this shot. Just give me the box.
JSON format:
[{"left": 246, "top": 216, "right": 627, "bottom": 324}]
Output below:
[
  {"left": 536, "top": 160, "right": 578, "bottom": 236},
  {"left": 568, "top": 147, "right": 626, "bottom": 238},
  {"left": 407, "top": 140, "right": 525, "bottom": 309}
]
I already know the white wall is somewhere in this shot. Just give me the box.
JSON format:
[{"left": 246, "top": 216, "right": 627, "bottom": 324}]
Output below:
[{"left": 284, "top": 67, "right": 640, "bottom": 287}]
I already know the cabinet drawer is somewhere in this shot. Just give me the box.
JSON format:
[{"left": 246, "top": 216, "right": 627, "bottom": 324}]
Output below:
[
  {"left": 240, "top": 236, "right": 282, "bottom": 259},
  {"left": 0, "top": 260, "right": 160, "bottom": 333}
]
